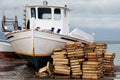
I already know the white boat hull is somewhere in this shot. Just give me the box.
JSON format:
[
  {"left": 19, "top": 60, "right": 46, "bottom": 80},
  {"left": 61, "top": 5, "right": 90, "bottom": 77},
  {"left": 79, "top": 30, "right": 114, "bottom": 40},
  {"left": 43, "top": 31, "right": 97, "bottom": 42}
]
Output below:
[
  {"left": 6, "top": 31, "right": 33, "bottom": 56},
  {"left": 5, "top": 30, "right": 86, "bottom": 68},
  {"left": 34, "top": 31, "right": 68, "bottom": 55},
  {"left": 6, "top": 30, "right": 83, "bottom": 56}
]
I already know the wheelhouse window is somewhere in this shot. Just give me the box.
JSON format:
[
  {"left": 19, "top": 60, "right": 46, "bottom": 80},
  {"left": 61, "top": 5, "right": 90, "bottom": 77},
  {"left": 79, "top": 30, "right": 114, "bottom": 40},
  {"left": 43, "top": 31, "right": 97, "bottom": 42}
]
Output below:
[
  {"left": 54, "top": 8, "right": 61, "bottom": 20},
  {"left": 38, "top": 8, "right": 51, "bottom": 19},
  {"left": 31, "top": 8, "right": 36, "bottom": 18}
]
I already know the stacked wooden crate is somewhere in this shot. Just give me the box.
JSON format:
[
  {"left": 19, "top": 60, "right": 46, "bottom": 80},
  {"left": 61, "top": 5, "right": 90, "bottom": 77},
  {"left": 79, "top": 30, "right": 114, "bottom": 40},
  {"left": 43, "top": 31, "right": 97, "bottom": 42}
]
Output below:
[
  {"left": 84, "top": 42, "right": 96, "bottom": 54},
  {"left": 52, "top": 42, "right": 85, "bottom": 78},
  {"left": 82, "top": 61, "right": 103, "bottom": 79},
  {"left": 51, "top": 42, "right": 116, "bottom": 79},
  {"left": 95, "top": 44, "right": 107, "bottom": 54},
  {"left": 66, "top": 42, "right": 84, "bottom": 78},
  {"left": 103, "top": 53, "right": 115, "bottom": 75},
  {"left": 52, "top": 48, "right": 71, "bottom": 78},
  {"left": 82, "top": 43, "right": 104, "bottom": 79}
]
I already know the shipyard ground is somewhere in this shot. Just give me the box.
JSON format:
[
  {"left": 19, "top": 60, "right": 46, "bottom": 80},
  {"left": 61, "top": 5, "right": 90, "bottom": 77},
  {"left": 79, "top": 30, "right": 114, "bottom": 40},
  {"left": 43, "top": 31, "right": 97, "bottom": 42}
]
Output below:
[{"left": 0, "top": 59, "right": 119, "bottom": 80}]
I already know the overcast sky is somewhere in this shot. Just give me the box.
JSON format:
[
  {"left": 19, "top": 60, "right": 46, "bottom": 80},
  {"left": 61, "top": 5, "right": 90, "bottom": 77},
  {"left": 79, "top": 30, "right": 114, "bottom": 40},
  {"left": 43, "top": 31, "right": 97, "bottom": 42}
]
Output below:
[{"left": 0, "top": 0, "right": 120, "bottom": 42}]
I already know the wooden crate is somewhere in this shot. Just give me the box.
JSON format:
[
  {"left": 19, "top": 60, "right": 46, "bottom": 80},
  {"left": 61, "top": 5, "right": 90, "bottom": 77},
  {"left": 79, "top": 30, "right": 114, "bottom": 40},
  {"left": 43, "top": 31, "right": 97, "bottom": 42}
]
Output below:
[
  {"left": 96, "top": 44, "right": 107, "bottom": 49},
  {"left": 51, "top": 42, "right": 116, "bottom": 79}
]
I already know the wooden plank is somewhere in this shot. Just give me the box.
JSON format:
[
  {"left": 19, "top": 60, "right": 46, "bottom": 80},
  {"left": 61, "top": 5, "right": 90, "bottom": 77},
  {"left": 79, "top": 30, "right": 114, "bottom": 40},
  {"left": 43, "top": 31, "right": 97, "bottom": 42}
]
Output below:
[
  {"left": 71, "top": 68, "right": 81, "bottom": 72},
  {"left": 68, "top": 52, "right": 76, "bottom": 55},
  {"left": 71, "top": 65, "right": 80, "bottom": 68},
  {"left": 53, "top": 58, "right": 69, "bottom": 62},
  {"left": 54, "top": 70, "right": 70, "bottom": 75},
  {"left": 87, "top": 52, "right": 103, "bottom": 56},
  {"left": 54, "top": 65, "right": 70, "bottom": 70},
  {"left": 70, "top": 59, "right": 79, "bottom": 63},
  {"left": 78, "top": 59, "right": 85, "bottom": 62},
  {"left": 104, "top": 53, "right": 115, "bottom": 56},
  {"left": 70, "top": 63, "right": 79, "bottom": 65},
  {"left": 83, "top": 65, "right": 101, "bottom": 68},
  {"left": 72, "top": 72, "right": 82, "bottom": 76},
  {"left": 75, "top": 48, "right": 83, "bottom": 51},
  {"left": 83, "top": 75, "right": 101, "bottom": 79},
  {"left": 53, "top": 51, "right": 67, "bottom": 55},
  {"left": 75, "top": 51, "right": 84, "bottom": 54},
  {"left": 37, "top": 62, "right": 53, "bottom": 76},
  {"left": 53, "top": 48, "right": 63, "bottom": 52},
  {"left": 68, "top": 54, "right": 84, "bottom": 58},
  {"left": 83, "top": 61, "right": 101, "bottom": 65},
  {"left": 51, "top": 54, "right": 67, "bottom": 59},
  {"left": 88, "top": 58, "right": 103, "bottom": 62},
  {"left": 104, "top": 56, "right": 115, "bottom": 60},
  {"left": 83, "top": 73, "right": 101, "bottom": 76},
  {"left": 96, "top": 43, "right": 107, "bottom": 49},
  {"left": 87, "top": 56, "right": 102, "bottom": 59},
  {"left": 53, "top": 61, "right": 69, "bottom": 65},
  {"left": 83, "top": 70, "right": 103, "bottom": 74},
  {"left": 82, "top": 66, "right": 102, "bottom": 69}
]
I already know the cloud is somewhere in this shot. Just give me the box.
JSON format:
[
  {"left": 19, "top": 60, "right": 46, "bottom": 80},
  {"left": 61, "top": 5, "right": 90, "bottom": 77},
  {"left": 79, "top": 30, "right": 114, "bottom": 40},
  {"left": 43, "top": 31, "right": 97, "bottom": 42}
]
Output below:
[
  {"left": 70, "top": 15, "right": 120, "bottom": 29},
  {"left": 0, "top": 0, "right": 120, "bottom": 41},
  {"left": 0, "top": 0, "right": 120, "bottom": 29},
  {"left": 69, "top": 0, "right": 120, "bottom": 15},
  {"left": 66, "top": 0, "right": 120, "bottom": 29}
]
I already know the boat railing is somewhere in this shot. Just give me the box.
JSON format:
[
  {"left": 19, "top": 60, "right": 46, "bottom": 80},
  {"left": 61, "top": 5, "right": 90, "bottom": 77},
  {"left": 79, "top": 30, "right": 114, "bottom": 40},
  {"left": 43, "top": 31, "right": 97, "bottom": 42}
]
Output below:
[{"left": 2, "top": 16, "right": 18, "bottom": 32}]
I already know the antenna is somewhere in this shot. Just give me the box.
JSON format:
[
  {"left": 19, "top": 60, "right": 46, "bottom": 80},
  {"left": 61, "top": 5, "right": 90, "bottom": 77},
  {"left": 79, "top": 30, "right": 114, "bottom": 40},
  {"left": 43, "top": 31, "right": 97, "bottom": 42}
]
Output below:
[
  {"left": 65, "top": 0, "right": 69, "bottom": 5},
  {"left": 14, "top": 7, "right": 17, "bottom": 16}
]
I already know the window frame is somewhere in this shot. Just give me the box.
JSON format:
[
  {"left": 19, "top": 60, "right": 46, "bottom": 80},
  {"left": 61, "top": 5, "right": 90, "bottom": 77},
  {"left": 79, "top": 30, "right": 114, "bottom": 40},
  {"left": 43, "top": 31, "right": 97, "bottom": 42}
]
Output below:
[
  {"left": 54, "top": 8, "right": 61, "bottom": 20},
  {"left": 38, "top": 8, "right": 52, "bottom": 19}
]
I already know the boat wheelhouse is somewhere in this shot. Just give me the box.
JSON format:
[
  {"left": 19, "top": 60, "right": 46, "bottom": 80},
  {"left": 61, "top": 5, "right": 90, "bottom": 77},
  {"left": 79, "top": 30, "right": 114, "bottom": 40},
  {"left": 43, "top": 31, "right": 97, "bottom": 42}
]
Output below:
[
  {"left": 23, "top": 1, "right": 70, "bottom": 35},
  {"left": 2, "top": 1, "right": 93, "bottom": 69}
]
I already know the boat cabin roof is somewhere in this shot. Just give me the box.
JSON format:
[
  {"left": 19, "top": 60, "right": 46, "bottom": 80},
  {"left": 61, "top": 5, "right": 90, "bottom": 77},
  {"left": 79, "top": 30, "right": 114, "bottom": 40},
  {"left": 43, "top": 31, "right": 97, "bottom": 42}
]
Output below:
[{"left": 24, "top": 4, "right": 70, "bottom": 11}]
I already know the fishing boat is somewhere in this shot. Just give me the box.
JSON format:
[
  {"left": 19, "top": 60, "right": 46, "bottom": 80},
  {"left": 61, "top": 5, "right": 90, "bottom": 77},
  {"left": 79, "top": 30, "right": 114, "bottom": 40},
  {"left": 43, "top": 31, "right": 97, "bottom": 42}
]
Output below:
[{"left": 2, "top": 1, "right": 94, "bottom": 69}]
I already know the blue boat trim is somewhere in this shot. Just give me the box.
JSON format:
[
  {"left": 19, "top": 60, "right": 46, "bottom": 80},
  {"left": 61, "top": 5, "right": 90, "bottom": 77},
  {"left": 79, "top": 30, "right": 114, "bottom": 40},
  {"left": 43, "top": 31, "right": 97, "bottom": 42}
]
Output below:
[{"left": 18, "top": 54, "right": 52, "bottom": 69}]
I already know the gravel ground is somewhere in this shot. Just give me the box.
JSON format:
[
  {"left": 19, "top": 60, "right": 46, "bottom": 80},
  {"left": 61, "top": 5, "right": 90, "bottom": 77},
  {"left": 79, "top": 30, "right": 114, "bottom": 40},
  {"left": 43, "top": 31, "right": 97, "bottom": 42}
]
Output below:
[
  {"left": 0, "top": 59, "right": 35, "bottom": 80},
  {"left": 0, "top": 59, "right": 119, "bottom": 80}
]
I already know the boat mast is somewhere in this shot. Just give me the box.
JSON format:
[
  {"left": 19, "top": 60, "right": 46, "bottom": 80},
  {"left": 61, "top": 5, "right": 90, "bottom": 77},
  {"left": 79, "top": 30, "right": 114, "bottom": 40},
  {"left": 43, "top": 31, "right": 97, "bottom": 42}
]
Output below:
[{"left": 23, "top": 6, "right": 27, "bottom": 29}]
